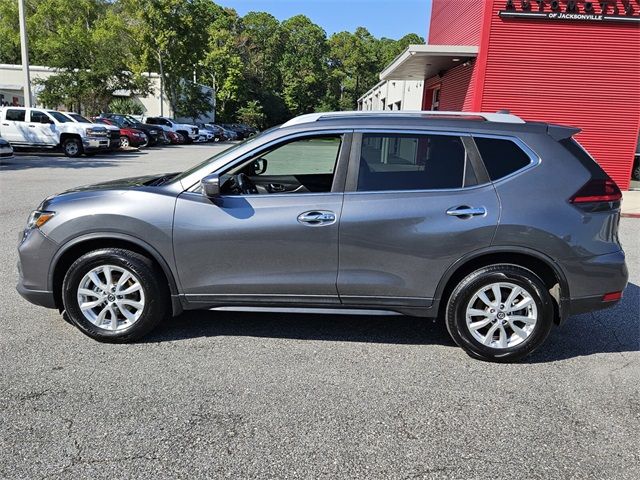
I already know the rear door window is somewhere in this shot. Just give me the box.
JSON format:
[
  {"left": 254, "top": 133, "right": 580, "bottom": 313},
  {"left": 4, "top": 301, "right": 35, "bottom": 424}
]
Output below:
[
  {"left": 473, "top": 137, "right": 532, "bottom": 180},
  {"left": 5, "top": 109, "right": 25, "bottom": 122},
  {"left": 357, "top": 133, "right": 470, "bottom": 191}
]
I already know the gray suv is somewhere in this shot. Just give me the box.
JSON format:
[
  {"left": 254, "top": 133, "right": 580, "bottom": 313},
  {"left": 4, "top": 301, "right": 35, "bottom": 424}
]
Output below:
[{"left": 17, "top": 111, "right": 628, "bottom": 362}]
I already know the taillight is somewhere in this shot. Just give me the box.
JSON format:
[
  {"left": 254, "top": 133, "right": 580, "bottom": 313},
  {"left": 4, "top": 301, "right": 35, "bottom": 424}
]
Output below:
[{"left": 569, "top": 178, "right": 622, "bottom": 204}]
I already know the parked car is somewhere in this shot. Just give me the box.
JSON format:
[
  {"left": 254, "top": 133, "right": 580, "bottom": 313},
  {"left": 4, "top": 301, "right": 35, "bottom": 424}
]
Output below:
[
  {"left": 212, "top": 124, "right": 238, "bottom": 141},
  {"left": 201, "top": 123, "right": 226, "bottom": 142},
  {"left": 632, "top": 133, "right": 640, "bottom": 181},
  {"left": 221, "top": 123, "right": 249, "bottom": 139},
  {"left": 196, "top": 125, "right": 216, "bottom": 142},
  {"left": 98, "top": 113, "right": 165, "bottom": 146},
  {"left": 93, "top": 117, "right": 148, "bottom": 149},
  {"left": 0, "top": 107, "right": 110, "bottom": 157},
  {"left": 16, "top": 110, "right": 628, "bottom": 361},
  {"left": 165, "top": 130, "right": 185, "bottom": 144},
  {"left": 61, "top": 112, "right": 121, "bottom": 151},
  {"left": 144, "top": 116, "right": 199, "bottom": 143},
  {"left": 0, "top": 137, "right": 14, "bottom": 160}
]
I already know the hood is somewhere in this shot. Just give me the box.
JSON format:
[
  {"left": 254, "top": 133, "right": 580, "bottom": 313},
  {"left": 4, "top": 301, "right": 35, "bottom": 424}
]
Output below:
[{"left": 60, "top": 172, "right": 179, "bottom": 194}]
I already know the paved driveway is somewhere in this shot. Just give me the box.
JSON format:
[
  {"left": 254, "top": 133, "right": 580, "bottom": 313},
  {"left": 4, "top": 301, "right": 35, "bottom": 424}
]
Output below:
[{"left": 1, "top": 145, "right": 638, "bottom": 479}]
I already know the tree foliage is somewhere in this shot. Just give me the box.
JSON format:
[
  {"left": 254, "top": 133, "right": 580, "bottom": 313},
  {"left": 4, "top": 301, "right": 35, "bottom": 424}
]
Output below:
[{"left": 0, "top": 0, "right": 423, "bottom": 124}]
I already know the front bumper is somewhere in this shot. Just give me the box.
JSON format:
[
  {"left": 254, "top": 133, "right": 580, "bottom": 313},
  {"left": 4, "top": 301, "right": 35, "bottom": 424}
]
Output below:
[
  {"left": 16, "top": 227, "right": 59, "bottom": 309},
  {"left": 83, "top": 136, "right": 110, "bottom": 151}
]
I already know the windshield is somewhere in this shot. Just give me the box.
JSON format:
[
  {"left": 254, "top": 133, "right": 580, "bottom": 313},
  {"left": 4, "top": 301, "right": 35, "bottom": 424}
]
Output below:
[
  {"left": 123, "top": 115, "right": 142, "bottom": 126},
  {"left": 172, "top": 128, "right": 277, "bottom": 183},
  {"left": 48, "top": 111, "right": 73, "bottom": 123},
  {"left": 69, "top": 113, "right": 92, "bottom": 123}
]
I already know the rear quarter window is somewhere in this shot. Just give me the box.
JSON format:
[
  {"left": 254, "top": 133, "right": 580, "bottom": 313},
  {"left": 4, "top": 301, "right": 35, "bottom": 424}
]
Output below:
[{"left": 474, "top": 137, "right": 532, "bottom": 181}]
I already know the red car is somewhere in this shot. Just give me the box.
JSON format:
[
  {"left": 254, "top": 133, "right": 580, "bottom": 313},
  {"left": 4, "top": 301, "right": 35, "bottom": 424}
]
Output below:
[
  {"left": 166, "top": 130, "right": 185, "bottom": 144},
  {"left": 93, "top": 118, "right": 148, "bottom": 148}
]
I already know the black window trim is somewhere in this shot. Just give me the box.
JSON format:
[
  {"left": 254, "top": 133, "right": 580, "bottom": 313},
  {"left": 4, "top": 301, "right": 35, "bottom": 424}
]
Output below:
[
  {"left": 345, "top": 128, "right": 492, "bottom": 194},
  {"left": 471, "top": 133, "right": 541, "bottom": 184}
]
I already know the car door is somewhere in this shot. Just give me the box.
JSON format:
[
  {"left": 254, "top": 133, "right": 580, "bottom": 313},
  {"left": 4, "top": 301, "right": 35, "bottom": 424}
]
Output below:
[
  {"left": 29, "top": 110, "right": 57, "bottom": 145},
  {"left": 173, "top": 132, "right": 352, "bottom": 307},
  {"left": 1, "top": 108, "right": 28, "bottom": 144},
  {"left": 337, "top": 131, "right": 500, "bottom": 309}
]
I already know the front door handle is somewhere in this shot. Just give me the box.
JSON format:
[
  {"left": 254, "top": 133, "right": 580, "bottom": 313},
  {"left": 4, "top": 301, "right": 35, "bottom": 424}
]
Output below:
[
  {"left": 297, "top": 210, "right": 336, "bottom": 226},
  {"left": 446, "top": 206, "right": 486, "bottom": 218}
]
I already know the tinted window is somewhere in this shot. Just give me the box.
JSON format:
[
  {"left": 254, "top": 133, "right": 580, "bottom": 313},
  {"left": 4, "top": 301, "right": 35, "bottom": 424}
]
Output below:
[
  {"left": 357, "top": 133, "right": 467, "bottom": 191},
  {"left": 48, "top": 111, "right": 72, "bottom": 123},
  {"left": 237, "top": 136, "right": 342, "bottom": 176},
  {"left": 5, "top": 109, "right": 25, "bottom": 121},
  {"left": 69, "top": 113, "right": 91, "bottom": 123},
  {"left": 30, "top": 110, "right": 50, "bottom": 123},
  {"left": 474, "top": 137, "right": 532, "bottom": 180}
]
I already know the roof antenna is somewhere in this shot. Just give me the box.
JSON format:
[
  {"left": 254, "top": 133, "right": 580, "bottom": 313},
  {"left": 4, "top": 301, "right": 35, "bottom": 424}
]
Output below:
[{"left": 496, "top": 109, "right": 511, "bottom": 114}]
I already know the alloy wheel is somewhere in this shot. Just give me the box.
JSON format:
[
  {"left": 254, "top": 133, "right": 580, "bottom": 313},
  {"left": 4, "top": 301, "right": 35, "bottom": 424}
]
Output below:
[
  {"left": 465, "top": 282, "right": 538, "bottom": 349},
  {"left": 76, "top": 264, "right": 146, "bottom": 331}
]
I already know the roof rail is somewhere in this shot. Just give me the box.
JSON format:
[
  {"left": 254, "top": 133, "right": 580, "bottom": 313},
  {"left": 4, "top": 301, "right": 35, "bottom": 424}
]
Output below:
[{"left": 281, "top": 110, "right": 525, "bottom": 127}]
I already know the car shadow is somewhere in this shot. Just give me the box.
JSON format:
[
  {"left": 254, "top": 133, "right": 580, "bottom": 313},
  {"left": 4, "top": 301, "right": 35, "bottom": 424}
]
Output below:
[
  {"left": 0, "top": 150, "right": 147, "bottom": 170},
  {"left": 144, "top": 283, "right": 639, "bottom": 362}
]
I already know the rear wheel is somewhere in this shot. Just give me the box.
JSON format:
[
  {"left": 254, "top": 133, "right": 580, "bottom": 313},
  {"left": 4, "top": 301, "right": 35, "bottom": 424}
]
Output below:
[
  {"left": 62, "top": 137, "right": 82, "bottom": 157},
  {"left": 120, "top": 136, "right": 130, "bottom": 148},
  {"left": 62, "top": 248, "right": 169, "bottom": 342},
  {"left": 445, "top": 264, "right": 554, "bottom": 362}
]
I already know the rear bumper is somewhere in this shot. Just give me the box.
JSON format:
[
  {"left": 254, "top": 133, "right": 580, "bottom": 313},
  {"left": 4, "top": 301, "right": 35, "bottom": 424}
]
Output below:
[{"left": 565, "top": 249, "right": 628, "bottom": 316}]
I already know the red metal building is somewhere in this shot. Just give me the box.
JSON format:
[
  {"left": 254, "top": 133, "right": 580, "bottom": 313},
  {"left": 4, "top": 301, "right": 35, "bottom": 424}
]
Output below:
[{"left": 380, "top": 0, "right": 640, "bottom": 189}]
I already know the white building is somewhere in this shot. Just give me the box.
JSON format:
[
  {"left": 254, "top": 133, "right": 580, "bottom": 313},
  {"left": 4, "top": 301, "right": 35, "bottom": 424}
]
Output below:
[
  {"left": 0, "top": 63, "right": 214, "bottom": 121},
  {"left": 357, "top": 79, "right": 424, "bottom": 111}
]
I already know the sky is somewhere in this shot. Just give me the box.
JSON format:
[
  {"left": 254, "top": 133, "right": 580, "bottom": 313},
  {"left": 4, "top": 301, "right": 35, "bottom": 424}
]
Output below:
[{"left": 215, "top": 0, "right": 432, "bottom": 40}]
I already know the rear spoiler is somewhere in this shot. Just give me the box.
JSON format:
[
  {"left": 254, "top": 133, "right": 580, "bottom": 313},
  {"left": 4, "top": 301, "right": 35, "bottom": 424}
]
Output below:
[{"left": 547, "top": 124, "right": 581, "bottom": 141}]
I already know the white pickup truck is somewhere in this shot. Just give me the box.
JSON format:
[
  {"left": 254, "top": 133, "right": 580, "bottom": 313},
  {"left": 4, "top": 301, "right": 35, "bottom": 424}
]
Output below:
[
  {"left": 143, "top": 116, "right": 199, "bottom": 143},
  {"left": 0, "top": 106, "right": 111, "bottom": 157}
]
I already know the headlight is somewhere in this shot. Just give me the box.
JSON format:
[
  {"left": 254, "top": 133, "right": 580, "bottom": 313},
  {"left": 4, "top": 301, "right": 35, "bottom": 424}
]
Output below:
[{"left": 27, "top": 210, "right": 55, "bottom": 229}]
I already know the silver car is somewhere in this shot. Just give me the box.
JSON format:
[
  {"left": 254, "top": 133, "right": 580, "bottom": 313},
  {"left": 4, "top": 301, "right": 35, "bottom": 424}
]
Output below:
[{"left": 17, "top": 111, "right": 628, "bottom": 361}]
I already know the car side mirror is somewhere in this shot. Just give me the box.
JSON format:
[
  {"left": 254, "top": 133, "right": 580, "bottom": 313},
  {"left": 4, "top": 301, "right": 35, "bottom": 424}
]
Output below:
[
  {"left": 252, "top": 158, "right": 268, "bottom": 175},
  {"left": 40, "top": 117, "right": 53, "bottom": 124},
  {"left": 201, "top": 173, "right": 221, "bottom": 198}
]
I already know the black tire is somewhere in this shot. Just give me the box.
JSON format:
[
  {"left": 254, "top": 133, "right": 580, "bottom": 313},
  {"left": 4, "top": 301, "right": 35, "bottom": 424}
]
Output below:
[
  {"left": 62, "top": 137, "right": 82, "bottom": 157},
  {"left": 119, "top": 136, "right": 130, "bottom": 148},
  {"left": 445, "top": 264, "right": 554, "bottom": 362},
  {"left": 178, "top": 131, "right": 192, "bottom": 144},
  {"left": 62, "top": 248, "right": 169, "bottom": 342}
]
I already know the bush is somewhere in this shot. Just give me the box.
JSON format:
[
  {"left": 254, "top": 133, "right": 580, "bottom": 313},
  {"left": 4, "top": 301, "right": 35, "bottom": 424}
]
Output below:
[{"left": 108, "top": 97, "right": 145, "bottom": 115}]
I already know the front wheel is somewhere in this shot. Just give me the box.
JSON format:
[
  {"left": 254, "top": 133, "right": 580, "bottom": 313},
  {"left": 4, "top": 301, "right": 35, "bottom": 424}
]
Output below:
[
  {"left": 445, "top": 265, "right": 554, "bottom": 362},
  {"left": 62, "top": 248, "right": 169, "bottom": 342},
  {"left": 62, "top": 137, "right": 82, "bottom": 157}
]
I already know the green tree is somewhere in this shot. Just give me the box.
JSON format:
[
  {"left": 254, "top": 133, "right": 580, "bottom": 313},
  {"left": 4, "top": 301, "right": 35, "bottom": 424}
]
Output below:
[
  {"left": 125, "top": 0, "right": 220, "bottom": 117},
  {"left": 278, "top": 15, "right": 328, "bottom": 115},
  {"left": 0, "top": 0, "right": 21, "bottom": 64},
  {"left": 237, "top": 100, "right": 266, "bottom": 129}
]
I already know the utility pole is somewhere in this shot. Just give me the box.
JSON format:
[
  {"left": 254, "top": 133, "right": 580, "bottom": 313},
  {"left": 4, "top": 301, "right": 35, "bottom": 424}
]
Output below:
[{"left": 18, "top": 0, "right": 32, "bottom": 107}]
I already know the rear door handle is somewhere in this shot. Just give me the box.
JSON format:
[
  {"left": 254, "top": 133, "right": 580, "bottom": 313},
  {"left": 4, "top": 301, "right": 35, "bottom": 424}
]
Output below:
[
  {"left": 446, "top": 206, "right": 486, "bottom": 218},
  {"left": 297, "top": 210, "right": 336, "bottom": 226}
]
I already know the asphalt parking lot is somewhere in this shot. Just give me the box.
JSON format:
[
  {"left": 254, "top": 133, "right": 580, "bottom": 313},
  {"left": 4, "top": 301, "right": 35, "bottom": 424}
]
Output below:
[{"left": 1, "top": 145, "right": 639, "bottom": 479}]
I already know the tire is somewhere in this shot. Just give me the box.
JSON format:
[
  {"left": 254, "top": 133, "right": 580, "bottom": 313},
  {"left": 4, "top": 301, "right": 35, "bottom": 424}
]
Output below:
[
  {"left": 62, "top": 248, "right": 169, "bottom": 342},
  {"left": 178, "top": 131, "right": 192, "bottom": 144},
  {"left": 445, "top": 264, "right": 554, "bottom": 362},
  {"left": 120, "top": 136, "right": 130, "bottom": 148},
  {"left": 62, "top": 137, "right": 82, "bottom": 157}
]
